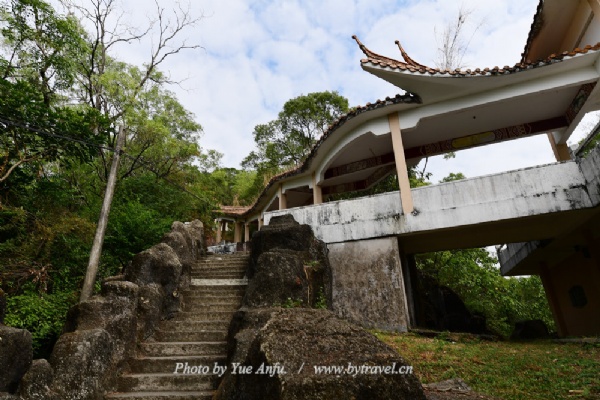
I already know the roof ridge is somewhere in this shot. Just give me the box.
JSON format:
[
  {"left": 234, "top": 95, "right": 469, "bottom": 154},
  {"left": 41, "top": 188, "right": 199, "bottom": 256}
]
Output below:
[
  {"left": 395, "top": 40, "right": 428, "bottom": 69},
  {"left": 361, "top": 40, "right": 600, "bottom": 77},
  {"left": 352, "top": 35, "right": 408, "bottom": 67}
]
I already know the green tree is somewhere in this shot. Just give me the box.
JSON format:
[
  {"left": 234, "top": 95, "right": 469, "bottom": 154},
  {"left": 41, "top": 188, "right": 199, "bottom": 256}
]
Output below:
[{"left": 242, "top": 91, "right": 349, "bottom": 171}]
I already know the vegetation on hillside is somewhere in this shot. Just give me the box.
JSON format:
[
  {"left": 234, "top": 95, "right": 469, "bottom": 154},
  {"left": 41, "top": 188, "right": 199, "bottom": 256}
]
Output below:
[{"left": 375, "top": 331, "right": 600, "bottom": 400}]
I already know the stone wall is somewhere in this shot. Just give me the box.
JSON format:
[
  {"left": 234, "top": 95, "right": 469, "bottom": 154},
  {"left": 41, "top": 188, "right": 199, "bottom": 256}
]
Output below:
[{"left": 0, "top": 220, "right": 204, "bottom": 400}]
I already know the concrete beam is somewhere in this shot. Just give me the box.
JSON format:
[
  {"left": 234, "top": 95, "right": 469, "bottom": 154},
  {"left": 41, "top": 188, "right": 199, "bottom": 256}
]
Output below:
[
  {"left": 324, "top": 152, "right": 395, "bottom": 179},
  {"left": 321, "top": 165, "right": 395, "bottom": 196},
  {"left": 404, "top": 116, "right": 568, "bottom": 160}
]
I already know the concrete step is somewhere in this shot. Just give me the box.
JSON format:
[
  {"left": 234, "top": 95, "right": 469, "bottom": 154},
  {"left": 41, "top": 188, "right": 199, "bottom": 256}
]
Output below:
[
  {"left": 154, "top": 329, "right": 228, "bottom": 342},
  {"left": 160, "top": 320, "right": 231, "bottom": 331},
  {"left": 116, "top": 373, "right": 214, "bottom": 392},
  {"left": 183, "top": 288, "right": 245, "bottom": 296},
  {"left": 105, "top": 391, "right": 214, "bottom": 400},
  {"left": 128, "top": 355, "right": 226, "bottom": 374},
  {"left": 191, "top": 275, "right": 246, "bottom": 280},
  {"left": 191, "top": 269, "right": 246, "bottom": 274},
  {"left": 172, "top": 311, "right": 237, "bottom": 321},
  {"left": 139, "top": 342, "right": 227, "bottom": 357},
  {"left": 182, "top": 303, "right": 240, "bottom": 312},
  {"left": 193, "top": 265, "right": 247, "bottom": 270},
  {"left": 190, "top": 280, "right": 247, "bottom": 287},
  {"left": 184, "top": 294, "right": 243, "bottom": 304}
]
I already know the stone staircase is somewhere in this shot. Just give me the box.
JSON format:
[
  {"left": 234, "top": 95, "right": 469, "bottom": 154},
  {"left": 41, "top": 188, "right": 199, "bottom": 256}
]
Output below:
[{"left": 105, "top": 253, "right": 249, "bottom": 400}]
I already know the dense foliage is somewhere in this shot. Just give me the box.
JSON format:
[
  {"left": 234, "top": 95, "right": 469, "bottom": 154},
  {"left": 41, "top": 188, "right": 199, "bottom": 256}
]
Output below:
[{"left": 0, "top": 0, "right": 225, "bottom": 357}]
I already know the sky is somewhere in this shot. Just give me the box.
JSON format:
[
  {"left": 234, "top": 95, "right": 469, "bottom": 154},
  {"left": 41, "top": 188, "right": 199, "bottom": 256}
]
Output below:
[{"left": 61, "top": 0, "right": 596, "bottom": 182}]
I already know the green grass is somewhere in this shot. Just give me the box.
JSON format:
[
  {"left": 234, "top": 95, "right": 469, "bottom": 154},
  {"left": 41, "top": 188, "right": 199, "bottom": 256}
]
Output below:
[{"left": 373, "top": 331, "right": 600, "bottom": 400}]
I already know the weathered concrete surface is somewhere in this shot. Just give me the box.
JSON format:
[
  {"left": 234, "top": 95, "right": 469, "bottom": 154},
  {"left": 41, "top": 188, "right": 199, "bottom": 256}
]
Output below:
[
  {"left": 0, "top": 325, "right": 32, "bottom": 393},
  {"left": 215, "top": 308, "right": 425, "bottom": 400},
  {"left": 328, "top": 237, "right": 409, "bottom": 331},
  {"left": 265, "top": 153, "right": 599, "bottom": 253},
  {"left": 500, "top": 144, "right": 600, "bottom": 275}
]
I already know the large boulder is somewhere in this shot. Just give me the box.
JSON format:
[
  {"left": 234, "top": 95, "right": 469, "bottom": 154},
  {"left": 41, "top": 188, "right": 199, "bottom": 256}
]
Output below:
[
  {"left": 49, "top": 329, "right": 114, "bottom": 400},
  {"left": 244, "top": 215, "right": 332, "bottom": 308},
  {"left": 135, "top": 283, "right": 164, "bottom": 340},
  {"left": 511, "top": 319, "right": 550, "bottom": 340},
  {"left": 125, "top": 242, "right": 182, "bottom": 317},
  {"left": 412, "top": 271, "right": 488, "bottom": 334},
  {"left": 215, "top": 308, "right": 426, "bottom": 400},
  {"left": 0, "top": 325, "right": 33, "bottom": 393},
  {"left": 18, "top": 359, "right": 57, "bottom": 400},
  {"left": 63, "top": 281, "right": 139, "bottom": 364}
]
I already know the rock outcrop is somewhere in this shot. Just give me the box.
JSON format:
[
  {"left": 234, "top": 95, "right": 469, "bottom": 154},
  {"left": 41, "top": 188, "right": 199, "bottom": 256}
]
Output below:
[
  {"left": 215, "top": 308, "right": 426, "bottom": 400},
  {"left": 244, "top": 215, "right": 332, "bottom": 309},
  {"left": 0, "top": 325, "right": 32, "bottom": 393}
]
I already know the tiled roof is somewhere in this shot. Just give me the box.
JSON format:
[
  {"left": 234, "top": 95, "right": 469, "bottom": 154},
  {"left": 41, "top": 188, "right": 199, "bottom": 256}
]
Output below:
[
  {"left": 354, "top": 35, "right": 600, "bottom": 77},
  {"left": 521, "top": 0, "right": 545, "bottom": 64},
  {"left": 238, "top": 92, "right": 421, "bottom": 218}
]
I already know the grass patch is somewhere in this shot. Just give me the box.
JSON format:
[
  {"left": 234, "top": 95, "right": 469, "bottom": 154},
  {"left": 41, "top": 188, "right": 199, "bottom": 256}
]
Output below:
[{"left": 373, "top": 331, "right": 600, "bottom": 400}]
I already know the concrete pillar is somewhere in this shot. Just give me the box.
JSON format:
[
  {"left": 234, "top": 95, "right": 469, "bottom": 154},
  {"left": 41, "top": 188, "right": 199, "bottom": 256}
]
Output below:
[
  {"left": 312, "top": 172, "right": 323, "bottom": 205},
  {"left": 234, "top": 221, "right": 242, "bottom": 243},
  {"left": 539, "top": 263, "right": 568, "bottom": 337},
  {"left": 278, "top": 185, "right": 287, "bottom": 210},
  {"left": 547, "top": 133, "right": 572, "bottom": 162},
  {"left": 327, "top": 237, "right": 410, "bottom": 331},
  {"left": 258, "top": 218, "right": 263, "bottom": 230},
  {"left": 244, "top": 222, "right": 250, "bottom": 242},
  {"left": 215, "top": 219, "right": 222, "bottom": 243},
  {"left": 388, "top": 113, "right": 414, "bottom": 214}
]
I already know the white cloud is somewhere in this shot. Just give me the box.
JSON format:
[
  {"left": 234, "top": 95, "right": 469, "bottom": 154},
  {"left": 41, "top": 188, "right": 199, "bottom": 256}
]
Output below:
[{"left": 52, "top": 0, "right": 565, "bottom": 177}]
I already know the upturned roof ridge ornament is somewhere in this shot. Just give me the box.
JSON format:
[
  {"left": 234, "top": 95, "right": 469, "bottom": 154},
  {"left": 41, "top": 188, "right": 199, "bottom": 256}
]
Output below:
[{"left": 395, "top": 40, "right": 428, "bottom": 69}]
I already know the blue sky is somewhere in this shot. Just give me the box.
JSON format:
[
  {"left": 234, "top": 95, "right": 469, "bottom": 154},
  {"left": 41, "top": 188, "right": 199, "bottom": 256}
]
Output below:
[{"left": 63, "top": 0, "right": 596, "bottom": 181}]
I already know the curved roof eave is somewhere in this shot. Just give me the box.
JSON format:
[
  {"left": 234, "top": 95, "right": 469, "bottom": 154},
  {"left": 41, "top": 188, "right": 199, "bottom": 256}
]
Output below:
[
  {"left": 354, "top": 35, "right": 600, "bottom": 104},
  {"left": 237, "top": 93, "right": 422, "bottom": 219}
]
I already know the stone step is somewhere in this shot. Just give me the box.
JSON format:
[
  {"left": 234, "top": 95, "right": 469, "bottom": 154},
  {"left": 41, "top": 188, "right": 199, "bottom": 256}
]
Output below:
[
  {"left": 160, "top": 320, "right": 231, "bottom": 331},
  {"left": 182, "top": 303, "right": 240, "bottom": 312},
  {"left": 183, "top": 288, "right": 246, "bottom": 296},
  {"left": 128, "top": 355, "right": 226, "bottom": 374},
  {"left": 105, "top": 391, "right": 214, "bottom": 400},
  {"left": 172, "top": 311, "right": 237, "bottom": 321},
  {"left": 195, "top": 260, "right": 248, "bottom": 265},
  {"left": 197, "top": 258, "right": 249, "bottom": 265},
  {"left": 139, "top": 342, "right": 227, "bottom": 357},
  {"left": 192, "top": 270, "right": 246, "bottom": 274},
  {"left": 190, "top": 274, "right": 246, "bottom": 280},
  {"left": 190, "top": 280, "right": 247, "bottom": 287},
  {"left": 191, "top": 267, "right": 247, "bottom": 273},
  {"left": 183, "top": 295, "right": 242, "bottom": 304},
  {"left": 116, "top": 373, "right": 214, "bottom": 392},
  {"left": 154, "top": 329, "right": 228, "bottom": 342}
]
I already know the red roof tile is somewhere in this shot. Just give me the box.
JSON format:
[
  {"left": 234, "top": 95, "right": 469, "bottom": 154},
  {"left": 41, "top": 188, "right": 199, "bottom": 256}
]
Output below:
[{"left": 354, "top": 35, "right": 600, "bottom": 77}]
